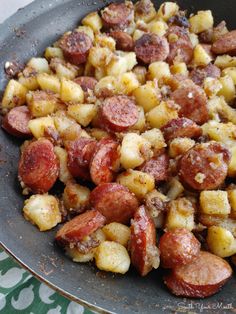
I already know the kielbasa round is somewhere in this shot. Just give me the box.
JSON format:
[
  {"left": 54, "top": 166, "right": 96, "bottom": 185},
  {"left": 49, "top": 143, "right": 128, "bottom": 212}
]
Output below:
[
  {"left": 138, "top": 154, "right": 169, "bottom": 183},
  {"left": 110, "top": 31, "right": 134, "bottom": 51},
  {"left": 74, "top": 76, "right": 98, "bottom": 92}
]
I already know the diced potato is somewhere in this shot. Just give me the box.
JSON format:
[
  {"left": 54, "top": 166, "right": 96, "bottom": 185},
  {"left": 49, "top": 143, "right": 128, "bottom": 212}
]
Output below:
[
  {"left": 84, "top": 61, "right": 95, "bottom": 77},
  {"left": 207, "top": 226, "right": 236, "bottom": 258},
  {"left": 88, "top": 47, "right": 113, "bottom": 68},
  {"left": 26, "top": 91, "right": 57, "bottom": 117},
  {"left": 165, "top": 198, "right": 195, "bottom": 231},
  {"left": 228, "top": 189, "right": 236, "bottom": 218},
  {"left": 106, "top": 52, "right": 137, "bottom": 77},
  {"left": 125, "top": 52, "right": 138, "bottom": 71},
  {"left": 203, "top": 77, "right": 222, "bottom": 98},
  {"left": 217, "top": 75, "right": 235, "bottom": 103},
  {"left": 53, "top": 110, "right": 77, "bottom": 135},
  {"left": 148, "top": 62, "right": 171, "bottom": 81},
  {"left": 131, "top": 106, "right": 146, "bottom": 132},
  {"left": 148, "top": 20, "right": 168, "bottom": 37},
  {"left": 132, "top": 66, "right": 147, "bottom": 85},
  {"left": 82, "top": 11, "right": 102, "bottom": 33},
  {"left": 146, "top": 100, "right": 179, "bottom": 128},
  {"left": 67, "top": 103, "right": 97, "bottom": 127},
  {"left": 1, "top": 80, "right": 27, "bottom": 111},
  {"left": 167, "top": 177, "right": 184, "bottom": 200},
  {"left": 45, "top": 47, "right": 64, "bottom": 60},
  {"left": 170, "top": 62, "right": 188, "bottom": 75},
  {"left": 76, "top": 25, "right": 94, "bottom": 41},
  {"left": 222, "top": 67, "right": 236, "bottom": 85},
  {"left": 193, "top": 44, "right": 212, "bottom": 67},
  {"left": 66, "top": 247, "right": 95, "bottom": 263},
  {"left": 120, "top": 133, "right": 152, "bottom": 169},
  {"left": 228, "top": 146, "right": 236, "bottom": 177},
  {"left": 63, "top": 180, "right": 90, "bottom": 212},
  {"left": 215, "top": 55, "right": 236, "bottom": 69},
  {"left": 169, "top": 137, "right": 195, "bottom": 158},
  {"left": 157, "top": 2, "right": 179, "bottom": 21},
  {"left": 133, "top": 29, "right": 145, "bottom": 41},
  {"left": 94, "top": 34, "right": 116, "bottom": 51},
  {"left": 135, "top": 0, "right": 156, "bottom": 22},
  {"left": 37, "top": 73, "right": 60, "bottom": 94},
  {"left": 54, "top": 146, "right": 72, "bottom": 184},
  {"left": 89, "top": 128, "right": 109, "bottom": 140},
  {"left": 145, "top": 189, "right": 168, "bottom": 228},
  {"left": 50, "top": 58, "right": 79, "bottom": 80},
  {"left": 23, "top": 194, "right": 61, "bottom": 231},
  {"left": 189, "top": 10, "right": 214, "bottom": 34},
  {"left": 200, "top": 191, "right": 230, "bottom": 216},
  {"left": 28, "top": 116, "right": 55, "bottom": 139},
  {"left": 94, "top": 76, "right": 118, "bottom": 98},
  {"left": 218, "top": 97, "right": 236, "bottom": 124},
  {"left": 189, "top": 33, "right": 199, "bottom": 48},
  {"left": 27, "top": 58, "right": 50, "bottom": 74},
  {"left": 141, "top": 128, "right": 166, "bottom": 152},
  {"left": 117, "top": 170, "right": 155, "bottom": 199},
  {"left": 117, "top": 72, "right": 140, "bottom": 95},
  {"left": 133, "top": 81, "right": 161, "bottom": 112},
  {"left": 95, "top": 241, "right": 130, "bottom": 274},
  {"left": 18, "top": 66, "right": 39, "bottom": 91},
  {"left": 60, "top": 78, "right": 84, "bottom": 103},
  {"left": 94, "top": 67, "right": 107, "bottom": 81},
  {"left": 103, "top": 223, "right": 131, "bottom": 247},
  {"left": 62, "top": 125, "right": 90, "bottom": 143}
]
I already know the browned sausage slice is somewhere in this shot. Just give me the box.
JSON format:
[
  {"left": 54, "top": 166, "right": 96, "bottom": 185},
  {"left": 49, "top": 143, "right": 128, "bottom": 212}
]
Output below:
[
  {"left": 67, "top": 138, "right": 97, "bottom": 180},
  {"left": 101, "top": 2, "right": 134, "bottom": 30},
  {"left": 159, "top": 228, "right": 201, "bottom": 268},
  {"left": 74, "top": 76, "right": 98, "bottom": 92},
  {"left": 130, "top": 206, "right": 159, "bottom": 276},
  {"left": 18, "top": 139, "right": 59, "bottom": 193},
  {"left": 2, "top": 106, "right": 32, "bottom": 138},
  {"left": 164, "top": 251, "right": 232, "bottom": 298},
  {"left": 212, "top": 30, "right": 236, "bottom": 55},
  {"left": 138, "top": 154, "right": 169, "bottom": 183},
  {"left": 171, "top": 82, "right": 209, "bottom": 125},
  {"left": 135, "top": 33, "right": 170, "bottom": 64},
  {"left": 90, "top": 183, "right": 139, "bottom": 224},
  {"left": 179, "top": 142, "right": 231, "bottom": 190},
  {"left": 190, "top": 63, "right": 221, "bottom": 86},
  {"left": 100, "top": 95, "right": 139, "bottom": 132},
  {"left": 56, "top": 209, "right": 106, "bottom": 245},
  {"left": 161, "top": 118, "right": 202, "bottom": 142},
  {"left": 110, "top": 31, "right": 134, "bottom": 51},
  {"left": 59, "top": 31, "right": 92, "bottom": 65},
  {"left": 90, "top": 138, "right": 120, "bottom": 185}
]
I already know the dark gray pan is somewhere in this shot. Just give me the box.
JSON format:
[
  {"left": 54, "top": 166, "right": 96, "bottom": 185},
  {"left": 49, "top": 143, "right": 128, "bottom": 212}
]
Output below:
[{"left": 0, "top": 0, "right": 236, "bottom": 313}]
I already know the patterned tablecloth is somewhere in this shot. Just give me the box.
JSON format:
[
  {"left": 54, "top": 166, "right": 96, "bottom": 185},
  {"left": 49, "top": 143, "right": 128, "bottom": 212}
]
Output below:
[{"left": 0, "top": 248, "right": 94, "bottom": 314}]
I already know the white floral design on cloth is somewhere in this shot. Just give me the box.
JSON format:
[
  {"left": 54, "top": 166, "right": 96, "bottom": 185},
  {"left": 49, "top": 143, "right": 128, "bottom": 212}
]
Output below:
[{"left": 0, "top": 248, "right": 94, "bottom": 314}]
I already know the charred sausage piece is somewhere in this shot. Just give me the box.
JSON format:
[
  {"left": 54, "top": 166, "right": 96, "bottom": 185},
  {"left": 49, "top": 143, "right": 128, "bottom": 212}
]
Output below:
[
  {"left": 2, "top": 106, "right": 32, "bottom": 138},
  {"left": 18, "top": 139, "right": 59, "bottom": 193},
  {"left": 212, "top": 30, "right": 236, "bottom": 55},
  {"left": 135, "top": 33, "right": 170, "bottom": 64},
  {"left": 74, "top": 76, "right": 98, "bottom": 92},
  {"left": 161, "top": 118, "right": 202, "bottom": 142},
  {"left": 171, "top": 82, "right": 209, "bottom": 125},
  {"left": 101, "top": 2, "right": 134, "bottom": 30},
  {"left": 164, "top": 251, "right": 232, "bottom": 298},
  {"left": 110, "top": 31, "right": 134, "bottom": 51},
  {"left": 100, "top": 95, "right": 139, "bottom": 132},
  {"left": 90, "top": 183, "right": 139, "bottom": 224},
  {"left": 130, "top": 206, "right": 159, "bottom": 276},
  {"left": 56, "top": 209, "right": 106, "bottom": 245},
  {"left": 159, "top": 228, "right": 201, "bottom": 268},
  {"left": 168, "top": 12, "right": 190, "bottom": 28},
  {"left": 138, "top": 154, "right": 169, "bottom": 183},
  {"left": 90, "top": 138, "right": 120, "bottom": 185},
  {"left": 59, "top": 31, "right": 92, "bottom": 65},
  {"left": 190, "top": 64, "right": 221, "bottom": 86},
  {"left": 179, "top": 142, "right": 231, "bottom": 191},
  {"left": 67, "top": 138, "right": 97, "bottom": 181}
]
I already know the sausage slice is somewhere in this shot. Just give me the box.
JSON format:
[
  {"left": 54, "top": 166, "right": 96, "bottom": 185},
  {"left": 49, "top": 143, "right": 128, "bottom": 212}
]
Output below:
[
  {"left": 190, "top": 64, "right": 221, "bottom": 86},
  {"left": 110, "top": 31, "right": 134, "bottom": 51},
  {"left": 74, "top": 76, "right": 98, "bottom": 92},
  {"left": 138, "top": 154, "right": 169, "bottom": 183},
  {"left": 212, "top": 30, "right": 236, "bottom": 55}
]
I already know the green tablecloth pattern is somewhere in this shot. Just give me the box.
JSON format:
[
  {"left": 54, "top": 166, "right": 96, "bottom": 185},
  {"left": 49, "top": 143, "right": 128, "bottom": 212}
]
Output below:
[{"left": 0, "top": 248, "right": 94, "bottom": 314}]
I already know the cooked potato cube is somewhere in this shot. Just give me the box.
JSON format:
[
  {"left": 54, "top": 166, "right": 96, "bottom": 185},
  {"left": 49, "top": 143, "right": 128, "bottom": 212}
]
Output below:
[
  {"left": 76, "top": 25, "right": 94, "bottom": 41},
  {"left": 170, "top": 62, "right": 188, "bottom": 75},
  {"left": 132, "top": 66, "right": 147, "bottom": 85},
  {"left": 218, "top": 97, "right": 236, "bottom": 124},
  {"left": 50, "top": 58, "right": 79, "bottom": 80},
  {"left": 201, "top": 120, "right": 236, "bottom": 145},
  {"left": 88, "top": 47, "right": 113, "bottom": 68},
  {"left": 146, "top": 100, "right": 179, "bottom": 128},
  {"left": 1, "top": 80, "right": 27, "bottom": 111},
  {"left": 189, "top": 33, "right": 199, "bottom": 48},
  {"left": 215, "top": 55, "right": 236, "bottom": 69},
  {"left": 148, "top": 62, "right": 171, "bottom": 81},
  {"left": 217, "top": 75, "right": 235, "bottom": 103},
  {"left": 193, "top": 44, "right": 213, "bottom": 67},
  {"left": 54, "top": 146, "right": 72, "bottom": 184},
  {"left": 228, "top": 146, "right": 236, "bottom": 177},
  {"left": 89, "top": 128, "right": 110, "bottom": 140},
  {"left": 60, "top": 78, "right": 84, "bottom": 103},
  {"left": 120, "top": 133, "right": 152, "bottom": 169},
  {"left": 26, "top": 90, "right": 57, "bottom": 117},
  {"left": 53, "top": 110, "right": 77, "bottom": 135},
  {"left": 102, "top": 223, "right": 131, "bottom": 247},
  {"left": 148, "top": 20, "right": 168, "bottom": 37},
  {"left": 157, "top": 2, "right": 179, "bottom": 21},
  {"left": 222, "top": 67, "right": 236, "bottom": 85},
  {"left": 200, "top": 191, "right": 230, "bottom": 216},
  {"left": 133, "top": 29, "right": 145, "bottom": 41},
  {"left": 165, "top": 198, "right": 195, "bottom": 231},
  {"left": 131, "top": 106, "right": 146, "bottom": 132},
  {"left": 63, "top": 180, "right": 90, "bottom": 212},
  {"left": 141, "top": 128, "right": 166, "bottom": 152},
  {"left": 37, "top": 73, "right": 60, "bottom": 94},
  {"left": 228, "top": 189, "right": 236, "bottom": 218},
  {"left": 95, "top": 241, "right": 130, "bottom": 274},
  {"left": 66, "top": 247, "right": 95, "bottom": 263},
  {"left": 169, "top": 137, "right": 195, "bottom": 158},
  {"left": 18, "top": 66, "right": 39, "bottom": 91},
  {"left": 23, "top": 194, "right": 61, "bottom": 231},
  {"left": 203, "top": 77, "right": 222, "bottom": 98},
  {"left": 167, "top": 177, "right": 184, "bottom": 201},
  {"left": 45, "top": 47, "right": 64, "bottom": 60},
  {"left": 94, "top": 34, "right": 116, "bottom": 51},
  {"left": 27, "top": 58, "right": 50, "bottom": 74},
  {"left": 206, "top": 96, "right": 222, "bottom": 121},
  {"left": 133, "top": 82, "right": 161, "bottom": 112},
  {"left": 28, "top": 116, "right": 55, "bottom": 139},
  {"left": 82, "top": 11, "right": 102, "bottom": 32},
  {"left": 107, "top": 52, "right": 137, "bottom": 76},
  {"left": 117, "top": 170, "right": 155, "bottom": 199},
  {"left": 135, "top": 0, "right": 156, "bottom": 22},
  {"left": 145, "top": 189, "right": 168, "bottom": 228},
  {"left": 67, "top": 104, "right": 97, "bottom": 127},
  {"left": 94, "top": 76, "right": 118, "bottom": 98},
  {"left": 117, "top": 72, "right": 140, "bottom": 95},
  {"left": 189, "top": 10, "right": 214, "bottom": 34},
  {"left": 207, "top": 226, "right": 236, "bottom": 258}
]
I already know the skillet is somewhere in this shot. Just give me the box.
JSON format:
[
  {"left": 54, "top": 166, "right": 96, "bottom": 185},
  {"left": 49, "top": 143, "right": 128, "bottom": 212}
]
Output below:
[{"left": 0, "top": 0, "right": 236, "bottom": 313}]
